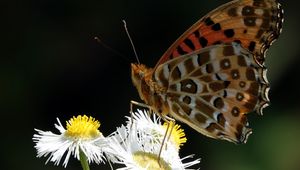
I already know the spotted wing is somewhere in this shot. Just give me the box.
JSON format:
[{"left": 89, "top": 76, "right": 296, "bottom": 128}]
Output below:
[
  {"left": 155, "top": 0, "right": 283, "bottom": 67},
  {"left": 154, "top": 43, "right": 267, "bottom": 143}
]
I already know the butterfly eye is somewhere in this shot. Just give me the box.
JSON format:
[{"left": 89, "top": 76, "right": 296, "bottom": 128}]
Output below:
[{"left": 139, "top": 72, "right": 144, "bottom": 78}]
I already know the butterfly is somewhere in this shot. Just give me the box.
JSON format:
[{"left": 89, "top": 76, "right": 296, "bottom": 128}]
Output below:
[{"left": 131, "top": 0, "right": 283, "bottom": 144}]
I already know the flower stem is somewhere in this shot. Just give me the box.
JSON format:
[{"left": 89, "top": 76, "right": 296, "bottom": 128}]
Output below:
[{"left": 79, "top": 149, "right": 90, "bottom": 170}]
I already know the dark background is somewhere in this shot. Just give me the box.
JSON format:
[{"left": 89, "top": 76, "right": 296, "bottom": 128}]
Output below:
[{"left": 2, "top": 0, "right": 300, "bottom": 169}]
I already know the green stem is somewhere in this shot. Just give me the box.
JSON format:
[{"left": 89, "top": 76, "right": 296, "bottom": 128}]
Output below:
[{"left": 79, "top": 149, "right": 90, "bottom": 170}]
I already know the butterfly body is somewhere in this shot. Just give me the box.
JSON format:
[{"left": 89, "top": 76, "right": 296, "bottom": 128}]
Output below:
[
  {"left": 131, "top": 64, "right": 170, "bottom": 117},
  {"left": 131, "top": 0, "right": 283, "bottom": 144}
]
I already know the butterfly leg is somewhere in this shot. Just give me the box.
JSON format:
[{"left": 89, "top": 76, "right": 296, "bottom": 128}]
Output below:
[
  {"left": 130, "top": 100, "right": 154, "bottom": 116},
  {"left": 118, "top": 101, "right": 147, "bottom": 147},
  {"left": 130, "top": 100, "right": 152, "bottom": 112},
  {"left": 157, "top": 116, "right": 175, "bottom": 167},
  {"left": 162, "top": 115, "right": 176, "bottom": 140},
  {"left": 129, "top": 100, "right": 154, "bottom": 135}
]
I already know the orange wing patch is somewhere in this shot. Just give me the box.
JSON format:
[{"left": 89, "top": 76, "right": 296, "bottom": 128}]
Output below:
[{"left": 156, "top": 0, "right": 283, "bottom": 67}]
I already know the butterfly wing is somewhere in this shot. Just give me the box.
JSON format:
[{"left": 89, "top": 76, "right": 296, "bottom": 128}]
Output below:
[
  {"left": 154, "top": 43, "right": 266, "bottom": 143},
  {"left": 155, "top": 0, "right": 283, "bottom": 67}
]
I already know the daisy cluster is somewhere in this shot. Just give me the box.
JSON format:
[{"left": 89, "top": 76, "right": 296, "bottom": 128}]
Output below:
[{"left": 33, "top": 110, "right": 200, "bottom": 170}]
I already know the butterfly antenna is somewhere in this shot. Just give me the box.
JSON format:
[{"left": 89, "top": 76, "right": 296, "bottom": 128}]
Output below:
[
  {"left": 94, "top": 36, "right": 130, "bottom": 62},
  {"left": 122, "top": 20, "right": 140, "bottom": 64}
]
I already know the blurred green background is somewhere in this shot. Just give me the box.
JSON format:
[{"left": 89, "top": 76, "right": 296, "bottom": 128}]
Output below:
[{"left": 2, "top": 0, "right": 300, "bottom": 169}]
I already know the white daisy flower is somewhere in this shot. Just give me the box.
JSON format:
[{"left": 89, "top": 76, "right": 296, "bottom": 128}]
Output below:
[
  {"left": 127, "top": 109, "right": 187, "bottom": 150},
  {"left": 107, "top": 110, "right": 200, "bottom": 170},
  {"left": 33, "top": 115, "right": 108, "bottom": 168}
]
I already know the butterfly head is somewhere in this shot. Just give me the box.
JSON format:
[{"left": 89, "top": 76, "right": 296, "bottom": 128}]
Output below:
[
  {"left": 131, "top": 63, "right": 146, "bottom": 85},
  {"left": 131, "top": 63, "right": 153, "bottom": 100}
]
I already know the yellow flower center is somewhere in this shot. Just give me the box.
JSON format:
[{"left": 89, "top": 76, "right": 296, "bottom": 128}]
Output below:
[
  {"left": 163, "top": 121, "right": 187, "bottom": 149},
  {"left": 65, "top": 115, "right": 101, "bottom": 140},
  {"left": 133, "top": 151, "right": 171, "bottom": 170}
]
